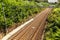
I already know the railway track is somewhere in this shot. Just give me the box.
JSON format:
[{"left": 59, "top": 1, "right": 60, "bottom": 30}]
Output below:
[{"left": 2, "top": 8, "right": 52, "bottom": 40}]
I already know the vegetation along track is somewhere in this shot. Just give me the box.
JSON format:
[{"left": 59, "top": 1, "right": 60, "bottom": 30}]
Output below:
[{"left": 2, "top": 8, "right": 52, "bottom": 40}]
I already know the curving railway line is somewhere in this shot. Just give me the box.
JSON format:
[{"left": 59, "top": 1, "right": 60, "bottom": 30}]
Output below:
[{"left": 2, "top": 8, "right": 52, "bottom": 40}]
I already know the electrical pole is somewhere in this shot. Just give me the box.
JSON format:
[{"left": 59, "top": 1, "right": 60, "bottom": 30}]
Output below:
[{"left": 2, "top": 2, "right": 8, "bottom": 35}]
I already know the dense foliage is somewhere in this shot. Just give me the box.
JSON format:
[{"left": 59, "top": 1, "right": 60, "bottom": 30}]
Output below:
[
  {"left": 44, "top": 8, "right": 60, "bottom": 40},
  {"left": 0, "top": 0, "right": 42, "bottom": 34}
]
